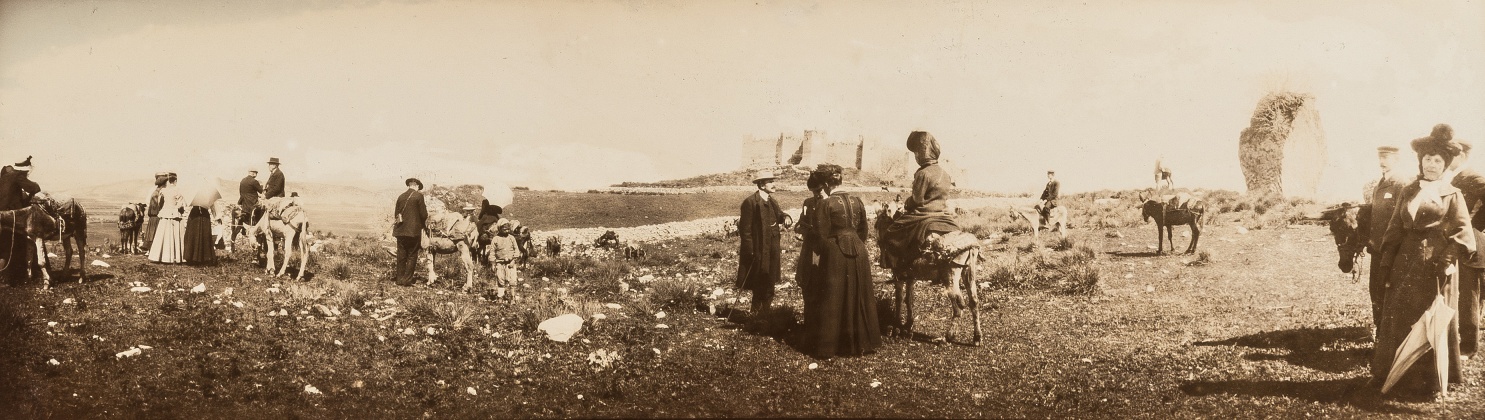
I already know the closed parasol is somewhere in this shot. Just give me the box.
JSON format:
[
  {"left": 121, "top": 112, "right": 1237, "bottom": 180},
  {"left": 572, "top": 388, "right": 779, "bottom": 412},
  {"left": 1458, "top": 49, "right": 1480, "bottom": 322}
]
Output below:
[
  {"left": 484, "top": 182, "right": 514, "bottom": 208},
  {"left": 1381, "top": 293, "right": 1456, "bottom": 396}
]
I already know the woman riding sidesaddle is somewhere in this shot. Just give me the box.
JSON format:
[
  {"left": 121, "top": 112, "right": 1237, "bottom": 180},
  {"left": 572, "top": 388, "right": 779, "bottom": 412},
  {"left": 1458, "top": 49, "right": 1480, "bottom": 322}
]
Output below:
[{"left": 880, "top": 131, "right": 960, "bottom": 267}]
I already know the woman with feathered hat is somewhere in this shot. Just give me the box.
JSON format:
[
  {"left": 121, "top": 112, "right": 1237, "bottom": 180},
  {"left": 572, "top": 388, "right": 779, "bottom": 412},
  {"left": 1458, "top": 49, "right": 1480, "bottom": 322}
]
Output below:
[{"left": 1373, "top": 124, "right": 1477, "bottom": 397}]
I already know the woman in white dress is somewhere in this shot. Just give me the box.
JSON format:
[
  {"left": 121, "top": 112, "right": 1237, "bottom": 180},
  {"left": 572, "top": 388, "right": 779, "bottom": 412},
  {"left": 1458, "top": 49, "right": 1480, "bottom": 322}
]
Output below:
[{"left": 148, "top": 173, "right": 186, "bottom": 263}]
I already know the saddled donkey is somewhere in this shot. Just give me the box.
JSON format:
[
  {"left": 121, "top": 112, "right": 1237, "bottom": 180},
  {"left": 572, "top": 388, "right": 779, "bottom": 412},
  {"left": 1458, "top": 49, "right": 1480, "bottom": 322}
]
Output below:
[
  {"left": 424, "top": 210, "right": 479, "bottom": 290},
  {"left": 1010, "top": 205, "right": 1068, "bottom": 241},
  {"left": 875, "top": 205, "right": 986, "bottom": 345},
  {"left": 0, "top": 203, "right": 59, "bottom": 289},
  {"left": 33, "top": 192, "right": 88, "bottom": 283},
  {"left": 247, "top": 197, "right": 312, "bottom": 280},
  {"left": 1137, "top": 191, "right": 1207, "bottom": 255},
  {"left": 118, "top": 203, "right": 147, "bottom": 254},
  {"left": 1320, "top": 203, "right": 1369, "bottom": 279}
]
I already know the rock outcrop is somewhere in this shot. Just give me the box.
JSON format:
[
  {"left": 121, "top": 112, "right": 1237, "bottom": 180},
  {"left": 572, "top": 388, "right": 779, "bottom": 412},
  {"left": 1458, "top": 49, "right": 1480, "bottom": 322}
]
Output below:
[{"left": 1239, "top": 92, "right": 1326, "bottom": 198}]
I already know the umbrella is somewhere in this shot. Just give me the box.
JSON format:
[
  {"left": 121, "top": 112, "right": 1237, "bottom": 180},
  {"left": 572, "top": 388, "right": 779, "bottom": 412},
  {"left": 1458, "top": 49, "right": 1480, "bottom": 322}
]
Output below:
[
  {"left": 189, "top": 179, "right": 223, "bottom": 208},
  {"left": 1381, "top": 294, "right": 1456, "bottom": 395},
  {"left": 484, "top": 182, "right": 514, "bottom": 207}
]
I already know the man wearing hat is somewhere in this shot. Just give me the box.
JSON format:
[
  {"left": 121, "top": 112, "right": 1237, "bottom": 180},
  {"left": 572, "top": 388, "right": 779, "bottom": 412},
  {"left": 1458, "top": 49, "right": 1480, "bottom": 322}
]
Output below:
[
  {"left": 0, "top": 156, "right": 40, "bottom": 211},
  {"left": 393, "top": 178, "right": 429, "bottom": 286},
  {"left": 265, "top": 158, "right": 286, "bottom": 199},
  {"left": 1363, "top": 145, "right": 1407, "bottom": 340},
  {"left": 1450, "top": 139, "right": 1485, "bottom": 358},
  {"left": 736, "top": 169, "right": 791, "bottom": 324},
  {"left": 238, "top": 168, "right": 263, "bottom": 221},
  {"left": 1039, "top": 170, "right": 1059, "bottom": 220}
]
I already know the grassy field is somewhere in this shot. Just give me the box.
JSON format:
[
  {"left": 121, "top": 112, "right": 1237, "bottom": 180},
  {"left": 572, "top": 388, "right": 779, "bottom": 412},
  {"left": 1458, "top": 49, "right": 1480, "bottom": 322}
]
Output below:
[{"left": 3, "top": 189, "right": 1481, "bottom": 418}]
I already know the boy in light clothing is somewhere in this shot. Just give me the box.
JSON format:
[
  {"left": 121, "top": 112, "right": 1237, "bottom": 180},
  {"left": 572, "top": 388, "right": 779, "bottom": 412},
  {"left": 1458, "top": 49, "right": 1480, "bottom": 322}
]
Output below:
[{"left": 488, "top": 221, "right": 522, "bottom": 300}]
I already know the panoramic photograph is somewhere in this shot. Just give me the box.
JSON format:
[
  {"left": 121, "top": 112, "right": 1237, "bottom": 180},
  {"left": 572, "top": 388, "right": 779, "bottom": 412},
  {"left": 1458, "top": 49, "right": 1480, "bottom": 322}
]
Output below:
[{"left": 1, "top": 0, "right": 1483, "bottom": 418}]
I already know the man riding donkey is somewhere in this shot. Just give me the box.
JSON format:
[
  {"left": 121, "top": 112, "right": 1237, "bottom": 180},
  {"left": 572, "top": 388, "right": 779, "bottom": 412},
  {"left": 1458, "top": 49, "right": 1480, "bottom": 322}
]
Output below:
[
  {"left": 879, "top": 132, "right": 986, "bottom": 344},
  {"left": 0, "top": 156, "right": 41, "bottom": 285},
  {"left": 1038, "top": 170, "right": 1059, "bottom": 221}
]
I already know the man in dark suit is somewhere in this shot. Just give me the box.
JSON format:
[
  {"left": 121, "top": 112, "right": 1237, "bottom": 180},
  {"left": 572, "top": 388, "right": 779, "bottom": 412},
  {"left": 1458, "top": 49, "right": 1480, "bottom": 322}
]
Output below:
[
  {"left": 265, "top": 157, "right": 286, "bottom": 199},
  {"left": 393, "top": 178, "right": 428, "bottom": 286},
  {"left": 736, "top": 170, "right": 791, "bottom": 323},
  {"left": 238, "top": 169, "right": 262, "bottom": 219},
  {"left": 1039, "top": 170, "right": 1059, "bottom": 219},
  {"left": 1450, "top": 141, "right": 1485, "bottom": 358},
  {"left": 1366, "top": 146, "right": 1407, "bottom": 339}
]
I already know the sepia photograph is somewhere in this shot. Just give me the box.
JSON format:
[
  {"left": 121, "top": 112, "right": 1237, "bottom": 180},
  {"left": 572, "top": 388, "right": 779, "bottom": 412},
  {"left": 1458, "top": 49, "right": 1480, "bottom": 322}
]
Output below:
[{"left": 1, "top": 0, "right": 1483, "bottom": 417}]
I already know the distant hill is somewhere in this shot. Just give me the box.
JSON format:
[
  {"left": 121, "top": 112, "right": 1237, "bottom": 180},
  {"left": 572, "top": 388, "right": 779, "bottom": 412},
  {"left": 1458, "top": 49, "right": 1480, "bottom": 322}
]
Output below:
[{"left": 614, "top": 166, "right": 907, "bottom": 189}]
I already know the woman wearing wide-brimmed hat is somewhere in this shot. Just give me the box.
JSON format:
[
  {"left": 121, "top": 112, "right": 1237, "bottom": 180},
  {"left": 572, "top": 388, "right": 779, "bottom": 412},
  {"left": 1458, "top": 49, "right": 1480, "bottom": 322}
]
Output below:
[{"left": 1372, "top": 124, "right": 1477, "bottom": 398}]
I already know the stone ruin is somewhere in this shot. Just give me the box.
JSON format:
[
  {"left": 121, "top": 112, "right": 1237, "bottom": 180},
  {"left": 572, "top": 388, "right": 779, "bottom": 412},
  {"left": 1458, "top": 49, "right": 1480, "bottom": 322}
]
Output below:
[
  {"left": 1238, "top": 92, "right": 1326, "bottom": 198},
  {"left": 742, "top": 130, "right": 912, "bottom": 180}
]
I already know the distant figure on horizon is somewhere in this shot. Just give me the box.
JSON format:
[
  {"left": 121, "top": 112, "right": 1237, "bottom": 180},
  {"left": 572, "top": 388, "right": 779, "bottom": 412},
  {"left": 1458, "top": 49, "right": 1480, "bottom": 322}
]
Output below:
[
  {"left": 1039, "top": 170, "right": 1059, "bottom": 220},
  {"left": 265, "top": 157, "right": 286, "bottom": 199},
  {"left": 736, "top": 169, "right": 790, "bottom": 328},
  {"left": 393, "top": 178, "right": 428, "bottom": 287},
  {"left": 1365, "top": 145, "right": 1407, "bottom": 340}
]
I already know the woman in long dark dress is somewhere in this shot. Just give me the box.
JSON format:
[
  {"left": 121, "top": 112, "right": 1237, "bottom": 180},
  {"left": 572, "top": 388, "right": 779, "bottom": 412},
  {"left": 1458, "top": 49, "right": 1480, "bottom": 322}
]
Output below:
[
  {"left": 796, "top": 170, "right": 826, "bottom": 336},
  {"left": 182, "top": 204, "right": 216, "bottom": 265},
  {"left": 1373, "top": 124, "right": 1476, "bottom": 397},
  {"left": 805, "top": 164, "right": 882, "bottom": 358}
]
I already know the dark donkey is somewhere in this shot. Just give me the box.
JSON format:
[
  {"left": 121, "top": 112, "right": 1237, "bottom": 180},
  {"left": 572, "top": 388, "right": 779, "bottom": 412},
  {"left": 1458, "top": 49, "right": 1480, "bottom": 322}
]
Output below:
[
  {"left": 1138, "top": 191, "right": 1207, "bottom": 255},
  {"left": 1320, "top": 203, "right": 1370, "bottom": 278},
  {"left": 0, "top": 203, "right": 60, "bottom": 289}
]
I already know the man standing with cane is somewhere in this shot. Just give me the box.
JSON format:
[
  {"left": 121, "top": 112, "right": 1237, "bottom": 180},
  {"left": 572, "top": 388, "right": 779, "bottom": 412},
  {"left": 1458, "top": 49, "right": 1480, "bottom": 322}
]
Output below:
[{"left": 736, "top": 170, "right": 791, "bottom": 330}]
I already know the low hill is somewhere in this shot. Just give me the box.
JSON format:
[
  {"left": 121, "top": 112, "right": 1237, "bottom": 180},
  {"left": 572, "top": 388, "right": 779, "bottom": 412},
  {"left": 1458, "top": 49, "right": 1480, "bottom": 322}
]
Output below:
[{"left": 614, "top": 166, "right": 907, "bottom": 189}]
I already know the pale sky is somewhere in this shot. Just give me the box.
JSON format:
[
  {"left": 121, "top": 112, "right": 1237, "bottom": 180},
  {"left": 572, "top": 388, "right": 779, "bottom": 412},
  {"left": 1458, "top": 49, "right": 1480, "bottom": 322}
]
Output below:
[{"left": 2, "top": 0, "right": 1482, "bottom": 200}]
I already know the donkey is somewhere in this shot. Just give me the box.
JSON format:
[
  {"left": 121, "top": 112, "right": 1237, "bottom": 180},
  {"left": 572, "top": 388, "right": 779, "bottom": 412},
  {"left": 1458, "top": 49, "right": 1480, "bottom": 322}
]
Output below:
[
  {"left": 118, "top": 203, "right": 147, "bottom": 254},
  {"left": 1138, "top": 191, "right": 1206, "bottom": 255},
  {"left": 876, "top": 204, "right": 985, "bottom": 345},
  {"left": 34, "top": 192, "right": 87, "bottom": 283},
  {"left": 246, "top": 197, "right": 312, "bottom": 280},
  {"left": 0, "top": 203, "right": 59, "bottom": 289},
  {"left": 1321, "top": 203, "right": 1369, "bottom": 279},
  {"left": 1010, "top": 205, "right": 1068, "bottom": 242}
]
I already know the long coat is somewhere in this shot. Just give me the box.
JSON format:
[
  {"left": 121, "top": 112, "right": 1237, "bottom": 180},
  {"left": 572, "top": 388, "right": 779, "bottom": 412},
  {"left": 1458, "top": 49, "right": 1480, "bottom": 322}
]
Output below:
[
  {"left": 0, "top": 166, "right": 40, "bottom": 211},
  {"left": 736, "top": 191, "right": 786, "bottom": 292},
  {"left": 804, "top": 192, "right": 881, "bottom": 358},
  {"left": 393, "top": 189, "right": 428, "bottom": 238},
  {"left": 239, "top": 175, "right": 263, "bottom": 208},
  {"left": 265, "top": 169, "right": 286, "bottom": 199},
  {"left": 1373, "top": 180, "right": 1477, "bottom": 394},
  {"left": 1368, "top": 171, "right": 1408, "bottom": 252}
]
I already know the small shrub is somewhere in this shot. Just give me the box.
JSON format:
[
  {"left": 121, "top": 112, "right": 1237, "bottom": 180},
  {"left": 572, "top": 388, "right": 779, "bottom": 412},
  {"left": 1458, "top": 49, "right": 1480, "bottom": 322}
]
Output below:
[
  {"left": 647, "top": 279, "right": 702, "bottom": 311},
  {"left": 527, "top": 255, "right": 585, "bottom": 279}
]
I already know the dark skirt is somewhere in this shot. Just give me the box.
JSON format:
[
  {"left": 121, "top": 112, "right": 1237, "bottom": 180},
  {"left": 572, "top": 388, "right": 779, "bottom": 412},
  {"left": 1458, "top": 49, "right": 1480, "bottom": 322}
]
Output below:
[
  {"left": 141, "top": 216, "right": 159, "bottom": 251},
  {"left": 881, "top": 212, "right": 959, "bottom": 264},
  {"left": 182, "top": 207, "right": 216, "bottom": 264},
  {"left": 804, "top": 231, "right": 882, "bottom": 358},
  {"left": 1371, "top": 231, "right": 1462, "bottom": 395}
]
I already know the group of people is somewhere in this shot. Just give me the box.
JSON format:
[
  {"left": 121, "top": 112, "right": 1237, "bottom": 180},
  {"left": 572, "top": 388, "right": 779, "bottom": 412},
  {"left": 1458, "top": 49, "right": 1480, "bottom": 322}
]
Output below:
[
  {"left": 391, "top": 178, "right": 521, "bottom": 296},
  {"left": 137, "top": 157, "right": 288, "bottom": 266},
  {"left": 735, "top": 131, "right": 959, "bottom": 359},
  {"left": 1360, "top": 123, "right": 1483, "bottom": 397}
]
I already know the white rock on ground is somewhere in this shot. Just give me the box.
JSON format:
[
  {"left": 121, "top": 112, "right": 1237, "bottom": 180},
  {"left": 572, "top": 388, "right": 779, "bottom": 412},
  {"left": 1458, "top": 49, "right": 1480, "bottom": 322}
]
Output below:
[{"left": 537, "top": 314, "right": 584, "bottom": 342}]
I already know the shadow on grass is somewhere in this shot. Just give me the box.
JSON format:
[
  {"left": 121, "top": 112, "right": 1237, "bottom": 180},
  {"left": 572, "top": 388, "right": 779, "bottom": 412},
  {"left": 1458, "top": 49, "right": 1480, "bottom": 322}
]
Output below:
[
  {"left": 1194, "top": 326, "right": 1370, "bottom": 374},
  {"left": 1179, "top": 378, "right": 1424, "bottom": 415},
  {"left": 1109, "top": 251, "right": 1163, "bottom": 258}
]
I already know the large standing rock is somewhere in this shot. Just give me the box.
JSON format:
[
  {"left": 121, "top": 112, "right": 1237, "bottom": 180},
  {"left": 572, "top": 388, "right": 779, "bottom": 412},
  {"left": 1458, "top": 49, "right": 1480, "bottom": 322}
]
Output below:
[{"left": 1238, "top": 92, "right": 1326, "bottom": 198}]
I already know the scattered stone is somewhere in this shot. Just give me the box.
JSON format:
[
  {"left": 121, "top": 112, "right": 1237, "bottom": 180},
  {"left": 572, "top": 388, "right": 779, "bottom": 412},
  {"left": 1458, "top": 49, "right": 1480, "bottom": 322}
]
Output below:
[
  {"left": 232, "top": 302, "right": 245, "bottom": 308},
  {"left": 655, "top": 311, "right": 667, "bottom": 319},
  {"left": 655, "top": 323, "right": 670, "bottom": 329},
  {"left": 591, "top": 313, "right": 607, "bottom": 320},
  {"left": 353, "top": 380, "right": 365, "bottom": 388},
  {"left": 808, "top": 363, "right": 818, "bottom": 370},
  {"left": 62, "top": 298, "right": 74, "bottom": 304},
  {"left": 467, "top": 387, "right": 478, "bottom": 396},
  {"left": 90, "top": 260, "right": 110, "bottom": 268},
  {"left": 278, "top": 309, "right": 289, "bottom": 316},
  {"left": 350, "top": 308, "right": 363, "bottom": 317},
  {"left": 47, "top": 321, "right": 57, "bottom": 327},
  {"left": 1236, "top": 226, "right": 1249, "bottom": 234},
  {"left": 304, "top": 385, "right": 322, "bottom": 395},
  {"left": 129, "top": 286, "right": 152, "bottom": 293},
  {"left": 191, "top": 283, "right": 207, "bottom": 293},
  {"left": 538, "top": 314, "right": 583, "bottom": 342},
  {"left": 334, "top": 340, "right": 343, "bottom": 346},
  {"left": 47, "top": 359, "right": 60, "bottom": 366},
  {"left": 871, "top": 380, "right": 882, "bottom": 388},
  {"left": 604, "top": 303, "right": 622, "bottom": 310},
  {"left": 115, "top": 348, "right": 142, "bottom": 359}
]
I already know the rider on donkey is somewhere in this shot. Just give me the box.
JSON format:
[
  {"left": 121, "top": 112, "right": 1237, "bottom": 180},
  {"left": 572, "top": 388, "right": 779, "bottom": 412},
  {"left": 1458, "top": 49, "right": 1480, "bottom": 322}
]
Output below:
[{"left": 881, "top": 131, "right": 959, "bottom": 267}]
